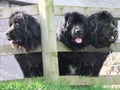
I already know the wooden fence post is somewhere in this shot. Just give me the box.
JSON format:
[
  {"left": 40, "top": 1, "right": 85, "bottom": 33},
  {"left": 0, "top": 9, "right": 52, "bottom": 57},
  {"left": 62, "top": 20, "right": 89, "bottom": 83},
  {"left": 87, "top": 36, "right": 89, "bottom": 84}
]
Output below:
[{"left": 38, "top": 0, "right": 59, "bottom": 81}]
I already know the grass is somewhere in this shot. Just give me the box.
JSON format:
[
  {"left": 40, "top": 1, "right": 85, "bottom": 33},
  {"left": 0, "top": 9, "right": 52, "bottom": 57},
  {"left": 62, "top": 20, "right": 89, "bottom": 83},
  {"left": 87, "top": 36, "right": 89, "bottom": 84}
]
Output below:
[{"left": 0, "top": 78, "right": 119, "bottom": 90}]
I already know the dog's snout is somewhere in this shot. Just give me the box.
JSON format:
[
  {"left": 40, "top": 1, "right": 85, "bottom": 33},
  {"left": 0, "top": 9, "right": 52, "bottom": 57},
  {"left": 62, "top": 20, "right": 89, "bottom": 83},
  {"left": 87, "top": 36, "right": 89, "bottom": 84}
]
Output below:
[
  {"left": 5, "top": 31, "right": 9, "bottom": 35},
  {"left": 75, "top": 25, "right": 82, "bottom": 33},
  {"left": 113, "top": 29, "right": 118, "bottom": 32},
  {"left": 112, "top": 28, "right": 118, "bottom": 35},
  {"left": 76, "top": 30, "right": 81, "bottom": 33}
]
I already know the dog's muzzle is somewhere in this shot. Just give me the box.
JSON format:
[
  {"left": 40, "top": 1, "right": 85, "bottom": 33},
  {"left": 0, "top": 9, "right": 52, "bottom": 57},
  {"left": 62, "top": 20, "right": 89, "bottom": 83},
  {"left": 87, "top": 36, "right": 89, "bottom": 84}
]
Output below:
[
  {"left": 73, "top": 30, "right": 83, "bottom": 44},
  {"left": 109, "top": 29, "right": 118, "bottom": 42}
]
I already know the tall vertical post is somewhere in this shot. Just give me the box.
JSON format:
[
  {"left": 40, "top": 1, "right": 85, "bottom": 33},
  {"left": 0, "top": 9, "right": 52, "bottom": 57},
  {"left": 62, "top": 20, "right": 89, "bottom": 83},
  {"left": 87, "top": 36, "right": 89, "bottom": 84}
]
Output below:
[{"left": 38, "top": 0, "right": 59, "bottom": 81}]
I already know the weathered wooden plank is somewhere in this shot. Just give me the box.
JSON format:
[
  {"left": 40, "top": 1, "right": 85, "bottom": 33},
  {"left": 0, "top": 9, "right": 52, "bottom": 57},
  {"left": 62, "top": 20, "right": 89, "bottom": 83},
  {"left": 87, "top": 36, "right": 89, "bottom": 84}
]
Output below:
[
  {"left": 0, "top": 5, "right": 38, "bottom": 19},
  {"left": 0, "top": 42, "right": 120, "bottom": 55},
  {"left": 57, "top": 42, "right": 120, "bottom": 52},
  {"left": 57, "top": 42, "right": 111, "bottom": 52},
  {"left": 0, "top": 45, "right": 41, "bottom": 55},
  {"left": 54, "top": 0, "right": 120, "bottom": 8},
  {"left": 0, "top": 5, "right": 120, "bottom": 19},
  {"left": 38, "top": 0, "right": 59, "bottom": 81},
  {"left": 7, "top": 75, "right": 120, "bottom": 86},
  {"left": 5, "top": 75, "right": 120, "bottom": 86},
  {"left": 59, "top": 75, "right": 120, "bottom": 85},
  {"left": 54, "top": 5, "right": 120, "bottom": 18}
]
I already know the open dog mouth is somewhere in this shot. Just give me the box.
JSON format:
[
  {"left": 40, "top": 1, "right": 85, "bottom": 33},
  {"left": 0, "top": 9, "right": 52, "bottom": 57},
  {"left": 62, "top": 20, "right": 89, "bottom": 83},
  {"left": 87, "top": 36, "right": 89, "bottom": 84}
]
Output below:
[
  {"left": 7, "top": 38, "right": 17, "bottom": 49},
  {"left": 74, "top": 37, "right": 83, "bottom": 43},
  {"left": 109, "top": 30, "right": 118, "bottom": 42},
  {"left": 109, "top": 35, "right": 118, "bottom": 42},
  {"left": 7, "top": 37, "right": 13, "bottom": 43},
  {"left": 7, "top": 39, "right": 15, "bottom": 48},
  {"left": 109, "top": 36, "right": 115, "bottom": 41},
  {"left": 7, "top": 38, "right": 26, "bottom": 52}
]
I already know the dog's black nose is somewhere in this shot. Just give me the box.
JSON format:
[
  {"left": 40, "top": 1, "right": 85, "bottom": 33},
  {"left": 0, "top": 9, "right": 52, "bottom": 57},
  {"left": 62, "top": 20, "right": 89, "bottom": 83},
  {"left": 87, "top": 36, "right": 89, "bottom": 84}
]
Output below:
[
  {"left": 5, "top": 32, "right": 9, "bottom": 35},
  {"left": 5, "top": 31, "right": 11, "bottom": 37},
  {"left": 75, "top": 26, "right": 81, "bottom": 33},
  {"left": 113, "top": 29, "right": 118, "bottom": 32},
  {"left": 76, "top": 30, "right": 81, "bottom": 33}
]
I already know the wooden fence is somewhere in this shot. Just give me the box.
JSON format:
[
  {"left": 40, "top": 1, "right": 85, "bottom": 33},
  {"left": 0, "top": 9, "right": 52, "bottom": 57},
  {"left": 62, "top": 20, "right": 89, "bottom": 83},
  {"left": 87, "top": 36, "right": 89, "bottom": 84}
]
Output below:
[{"left": 0, "top": 0, "right": 120, "bottom": 85}]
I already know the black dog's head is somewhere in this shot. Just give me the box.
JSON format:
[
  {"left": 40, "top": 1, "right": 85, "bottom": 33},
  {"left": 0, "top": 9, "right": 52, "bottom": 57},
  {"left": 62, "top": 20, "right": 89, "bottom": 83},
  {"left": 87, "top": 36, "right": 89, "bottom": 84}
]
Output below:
[
  {"left": 57, "top": 12, "right": 89, "bottom": 50},
  {"left": 6, "top": 12, "right": 41, "bottom": 52},
  {"left": 88, "top": 11, "right": 118, "bottom": 48}
]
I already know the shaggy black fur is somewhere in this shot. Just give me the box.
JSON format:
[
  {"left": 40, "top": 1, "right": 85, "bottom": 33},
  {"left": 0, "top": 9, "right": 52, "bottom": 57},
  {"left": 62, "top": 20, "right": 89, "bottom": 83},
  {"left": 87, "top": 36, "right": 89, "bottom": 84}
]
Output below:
[
  {"left": 6, "top": 12, "right": 43, "bottom": 77},
  {"left": 88, "top": 11, "right": 118, "bottom": 48},
  {"left": 57, "top": 11, "right": 118, "bottom": 76},
  {"left": 59, "top": 52, "right": 108, "bottom": 76},
  {"left": 57, "top": 12, "right": 91, "bottom": 75},
  {"left": 82, "top": 11, "right": 118, "bottom": 76},
  {"left": 57, "top": 12, "right": 90, "bottom": 50}
]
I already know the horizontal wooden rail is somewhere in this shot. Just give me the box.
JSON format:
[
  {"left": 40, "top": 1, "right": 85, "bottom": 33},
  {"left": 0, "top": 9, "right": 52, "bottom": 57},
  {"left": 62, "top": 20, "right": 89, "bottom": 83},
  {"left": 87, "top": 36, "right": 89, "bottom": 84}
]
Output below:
[
  {"left": 0, "top": 5, "right": 120, "bottom": 19},
  {"left": 0, "top": 42, "right": 120, "bottom": 55},
  {"left": 59, "top": 75, "right": 120, "bottom": 85},
  {"left": 0, "top": 5, "right": 38, "bottom": 19},
  {"left": 8, "top": 75, "right": 120, "bottom": 85},
  {"left": 54, "top": 5, "right": 120, "bottom": 17},
  {"left": 0, "top": 45, "right": 41, "bottom": 55}
]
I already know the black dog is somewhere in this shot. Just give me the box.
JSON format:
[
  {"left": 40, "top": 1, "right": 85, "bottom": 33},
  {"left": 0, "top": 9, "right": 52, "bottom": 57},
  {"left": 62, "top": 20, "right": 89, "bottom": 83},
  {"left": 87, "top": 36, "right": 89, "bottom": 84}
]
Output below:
[
  {"left": 84, "top": 11, "right": 118, "bottom": 76},
  {"left": 88, "top": 11, "right": 118, "bottom": 48},
  {"left": 6, "top": 12, "right": 43, "bottom": 77},
  {"left": 57, "top": 12, "right": 91, "bottom": 75},
  {"left": 57, "top": 12, "right": 90, "bottom": 50}
]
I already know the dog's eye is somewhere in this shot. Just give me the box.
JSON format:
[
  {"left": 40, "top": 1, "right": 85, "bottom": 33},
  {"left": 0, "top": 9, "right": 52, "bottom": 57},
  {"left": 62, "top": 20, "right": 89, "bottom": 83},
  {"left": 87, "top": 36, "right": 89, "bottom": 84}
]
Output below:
[
  {"left": 67, "top": 21, "right": 71, "bottom": 25},
  {"left": 80, "top": 23, "right": 84, "bottom": 27},
  {"left": 15, "top": 23, "right": 19, "bottom": 28}
]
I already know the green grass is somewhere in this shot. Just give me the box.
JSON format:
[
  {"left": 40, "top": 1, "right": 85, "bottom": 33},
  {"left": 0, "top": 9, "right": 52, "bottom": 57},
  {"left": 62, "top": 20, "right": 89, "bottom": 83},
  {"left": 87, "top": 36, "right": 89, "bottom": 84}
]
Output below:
[{"left": 0, "top": 78, "right": 119, "bottom": 90}]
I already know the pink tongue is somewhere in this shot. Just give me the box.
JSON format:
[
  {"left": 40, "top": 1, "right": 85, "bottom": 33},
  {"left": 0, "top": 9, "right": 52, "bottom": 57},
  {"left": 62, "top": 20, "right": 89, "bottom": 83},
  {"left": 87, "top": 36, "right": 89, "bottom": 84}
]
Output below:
[
  {"left": 8, "top": 40, "right": 15, "bottom": 48},
  {"left": 75, "top": 38, "right": 82, "bottom": 43},
  {"left": 8, "top": 40, "right": 13, "bottom": 44},
  {"left": 111, "top": 36, "right": 114, "bottom": 40}
]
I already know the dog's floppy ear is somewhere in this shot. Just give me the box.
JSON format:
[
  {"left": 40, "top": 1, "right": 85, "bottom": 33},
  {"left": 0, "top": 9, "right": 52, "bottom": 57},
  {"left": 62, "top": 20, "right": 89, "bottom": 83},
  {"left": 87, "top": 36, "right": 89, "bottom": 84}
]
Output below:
[
  {"left": 24, "top": 14, "right": 41, "bottom": 40},
  {"left": 56, "top": 18, "right": 65, "bottom": 41},
  {"left": 88, "top": 15, "right": 97, "bottom": 30},
  {"left": 64, "top": 13, "right": 71, "bottom": 27},
  {"left": 64, "top": 13, "right": 71, "bottom": 22},
  {"left": 56, "top": 13, "right": 72, "bottom": 41}
]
